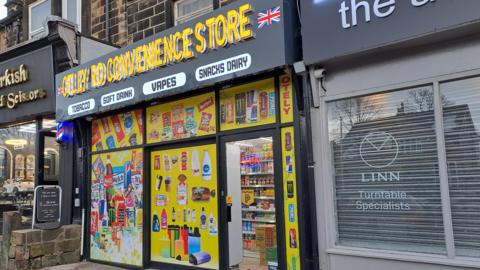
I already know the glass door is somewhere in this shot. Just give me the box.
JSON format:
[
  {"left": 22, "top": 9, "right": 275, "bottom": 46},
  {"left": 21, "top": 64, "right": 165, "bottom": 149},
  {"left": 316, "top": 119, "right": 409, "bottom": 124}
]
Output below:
[{"left": 225, "top": 135, "right": 279, "bottom": 270}]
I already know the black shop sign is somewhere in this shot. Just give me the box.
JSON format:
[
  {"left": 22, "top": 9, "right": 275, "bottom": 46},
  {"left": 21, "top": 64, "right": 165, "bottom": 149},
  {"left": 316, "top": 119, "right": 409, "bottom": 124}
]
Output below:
[{"left": 33, "top": 185, "right": 62, "bottom": 229}]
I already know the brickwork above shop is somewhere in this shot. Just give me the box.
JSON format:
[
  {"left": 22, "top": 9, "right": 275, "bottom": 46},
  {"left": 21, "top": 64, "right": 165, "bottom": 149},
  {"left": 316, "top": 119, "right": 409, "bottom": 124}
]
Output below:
[{"left": 126, "top": 0, "right": 167, "bottom": 42}]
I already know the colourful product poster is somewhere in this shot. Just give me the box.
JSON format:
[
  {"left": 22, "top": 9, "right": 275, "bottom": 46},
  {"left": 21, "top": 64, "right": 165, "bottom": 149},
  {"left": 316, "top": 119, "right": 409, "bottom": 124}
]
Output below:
[
  {"left": 280, "top": 73, "right": 294, "bottom": 124},
  {"left": 91, "top": 109, "right": 144, "bottom": 152},
  {"left": 150, "top": 144, "right": 219, "bottom": 269},
  {"left": 146, "top": 92, "right": 216, "bottom": 143},
  {"left": 90, "top": 149, "right": 143, "bottom": 266},
  {"left": 219, "top": 78, "right": 276, "bottom": 131},
  {"left": 281, "top": 127, "right": 301, "bottom": 270}
]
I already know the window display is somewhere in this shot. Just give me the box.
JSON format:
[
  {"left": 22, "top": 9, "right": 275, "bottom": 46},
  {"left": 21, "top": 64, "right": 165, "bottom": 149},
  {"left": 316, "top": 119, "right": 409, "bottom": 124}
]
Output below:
[
  {"left": 146, "top": 92, "right": 216, "bottom": 143},
  {"left": 91, "top": 109, "right": 143, "bottom": 152},
  {"left": 220, "top": 79, "right": 276, "bottom": 131},
  {"left": 150, "top": 144, "right": 219, "bottom": 269},
  {"left": 327, "top": 86, "right": 445, "bottom": 254},
  {"left": 0, "top": 122, "right": 37, "bottom": 233},
  {"left": 90, "top": 149, "right": 144, "bottom": 266}
]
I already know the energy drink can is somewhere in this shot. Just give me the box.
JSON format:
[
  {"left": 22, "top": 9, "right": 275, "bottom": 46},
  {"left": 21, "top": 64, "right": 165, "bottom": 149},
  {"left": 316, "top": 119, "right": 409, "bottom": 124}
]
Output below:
[
  {"left": 289, "top": 228, "right": 297, "bottom": 248},
  {"left": 235, "top": 93, "right": 246, "bottom": 124},
  {"left": 226, "top": 99, "right": 234, "bottom": 123},
  {"left": 288, "top": 204, "right": 295, "bottom": 222},
  {"left": 268, "top": 92, "right": 276, "bottom": 116},
  {"left": 220, "top": 104, "right": 226, "bottom": 123},
  {"left": 285, "top": 132, "right": 292, "bottom": 151}
]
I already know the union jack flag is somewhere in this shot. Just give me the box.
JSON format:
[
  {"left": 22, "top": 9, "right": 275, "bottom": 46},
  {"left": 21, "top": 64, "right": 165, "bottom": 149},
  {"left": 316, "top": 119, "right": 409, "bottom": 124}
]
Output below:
[{"left": 257, "top": 6, "right": 281, "bottom": 29}]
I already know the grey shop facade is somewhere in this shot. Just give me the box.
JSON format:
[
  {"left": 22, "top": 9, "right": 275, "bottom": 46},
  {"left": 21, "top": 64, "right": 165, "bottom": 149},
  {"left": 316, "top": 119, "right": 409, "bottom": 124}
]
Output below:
[
  {"left": 0, "top": 20, "right": 79, "bottom": 234},
  {"left": 55, "top": 1, "right": 318, "bottom": 269},
  {"left": 301, "top": 1, "right": 480, "bottom": 270}
]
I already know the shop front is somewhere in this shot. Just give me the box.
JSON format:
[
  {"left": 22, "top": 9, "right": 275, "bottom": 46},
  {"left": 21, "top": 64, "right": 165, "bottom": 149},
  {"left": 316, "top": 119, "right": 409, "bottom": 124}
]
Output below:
[
  {"left": 302, "top": 1, "right": 480, "bottom": 270},
  {"left": 0, "top": 36, "right": 62, "bottom": 233},
  {"left": 55, "top": 0, "right": 315, "bottom": 269}
]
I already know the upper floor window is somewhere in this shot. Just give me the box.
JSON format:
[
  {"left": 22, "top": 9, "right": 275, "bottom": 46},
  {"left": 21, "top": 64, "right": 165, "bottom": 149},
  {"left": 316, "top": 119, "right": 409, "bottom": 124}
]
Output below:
[
  {"left": 174, "top": 0, "right": 213, "bottom": 25},
  {"left": 29, "top": 0, "right": 51, "bottom": 39},
  {"left": 62, "top": 0, "right": 81, "bottom": 31}
]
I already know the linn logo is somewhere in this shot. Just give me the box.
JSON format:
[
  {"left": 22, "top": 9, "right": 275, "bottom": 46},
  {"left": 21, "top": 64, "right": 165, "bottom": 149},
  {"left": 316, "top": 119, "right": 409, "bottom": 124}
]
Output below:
[{"left": 359, "top": 131, "right": 399, "bottom": 168}]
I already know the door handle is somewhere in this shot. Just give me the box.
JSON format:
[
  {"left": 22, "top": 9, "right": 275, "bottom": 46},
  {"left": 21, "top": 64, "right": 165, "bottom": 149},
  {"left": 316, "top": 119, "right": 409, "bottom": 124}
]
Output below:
[{"left": 227, "top": 205, "right": 232, "bottom": 222}]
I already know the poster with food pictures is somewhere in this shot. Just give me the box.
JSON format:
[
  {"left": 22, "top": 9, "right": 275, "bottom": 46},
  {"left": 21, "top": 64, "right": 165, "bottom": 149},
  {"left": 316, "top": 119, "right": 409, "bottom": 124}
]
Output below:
[
  {"left": 150, "top": 144, "right": 219, "bottom": 269},
  {"left": 281, "top": 127, "right": 301, "bottom": 270},
  {"left": 146, "top": 92, "right": 216, "bottom": 143},
  {"left": 91, "top": 109, "right": 144, "bottom": 152},
  {"left": 90, "top": 149, "right": 143, "bottom": 266},
  {"left": 219, "top": 78, "right": 276, "bottom": 131}
]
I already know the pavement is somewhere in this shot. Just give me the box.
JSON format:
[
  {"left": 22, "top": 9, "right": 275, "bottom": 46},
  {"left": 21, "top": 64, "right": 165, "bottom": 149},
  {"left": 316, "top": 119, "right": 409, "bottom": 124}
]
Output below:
[{"left": 42, "top": 262, "right": 125, "bottom": 270}]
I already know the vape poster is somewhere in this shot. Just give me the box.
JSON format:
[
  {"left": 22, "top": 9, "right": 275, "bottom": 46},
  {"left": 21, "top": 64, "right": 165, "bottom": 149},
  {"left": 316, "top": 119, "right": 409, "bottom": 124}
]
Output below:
[
  {"left": 281, "top": 127, "right": 301, "bottom": 270},
  {"left": 219, "top": 78, "right": 276, "bottom": 131},
  {"left": 280, "top": 73, "right": 294, "bottom": 124},
  {"left": 90, "top": 149, "right": 143, "bottom": 266},
  {"left": 91, "top": 109, "right": 144, "bottom": 152},
  {"left": 146, "top": 92, "right": 216, "bottom": 143},
  {"left": 150, "top": 144, "right": 219, "bottom": 269}
]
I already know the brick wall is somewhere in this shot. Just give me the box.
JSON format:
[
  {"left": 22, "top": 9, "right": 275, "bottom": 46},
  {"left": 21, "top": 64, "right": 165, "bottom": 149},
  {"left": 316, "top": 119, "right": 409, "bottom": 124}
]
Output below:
[
  {"left": 90, "top": 0, "right": 128, "bottom": 46},
  {"left": 90, "top": 0, "right": 168, "bottom": 46},
  {"left": 126, "top": 0, "right": 167, "bottom": 42}
]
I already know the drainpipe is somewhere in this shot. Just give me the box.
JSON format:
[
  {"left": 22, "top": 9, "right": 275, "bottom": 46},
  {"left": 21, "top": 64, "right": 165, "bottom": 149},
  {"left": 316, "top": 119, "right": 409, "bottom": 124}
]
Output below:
[{"left": 105, "top": 0, "right": 110, "bottom": 43}]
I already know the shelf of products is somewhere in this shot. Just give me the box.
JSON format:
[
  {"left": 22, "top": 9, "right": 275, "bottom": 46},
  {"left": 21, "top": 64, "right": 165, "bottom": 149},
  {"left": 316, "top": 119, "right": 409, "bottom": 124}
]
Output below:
[{"left": 239, "top": 141, "right": 278, "bottom": 264}]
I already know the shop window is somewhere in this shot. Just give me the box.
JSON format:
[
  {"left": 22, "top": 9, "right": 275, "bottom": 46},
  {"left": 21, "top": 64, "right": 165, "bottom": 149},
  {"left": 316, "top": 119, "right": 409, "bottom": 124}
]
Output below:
[
  {"left": 327, "top": 86, "right": 445, "bottom": 254},
  {"left": 220, "top": 78, "right": 277, "bottom": 131},
  {"left": 146, "top": 92, "right": 216, "bottom": 144},
  {"left": 0, "top": 122, "right": 37, "bottom": 233},
  {"left": 29, "top": 0, "right": 52, "bottom": 39},
  {"left": 91, "top": 109, "right": 143, "bottom": 152},
  {"left": 441, "top": 77, "right": 480, "bottom": 257},
  {"left": 90, "top": 149, "right": 144, "bottom": 266},
  {"left": 150, "top": 144, "right": 219, "bottom": 268},
  {"left": 62, "top": 0, "right": 81, "bottom": 31},
  {"left": 174, "top": 0, "right": 213, "bottom": 25}
]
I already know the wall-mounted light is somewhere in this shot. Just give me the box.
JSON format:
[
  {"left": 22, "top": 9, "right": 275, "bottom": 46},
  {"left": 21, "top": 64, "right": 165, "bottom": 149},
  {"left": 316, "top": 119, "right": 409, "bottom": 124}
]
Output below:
[{"left": 4, "top": 139, "right": 27, "bottom": 146}]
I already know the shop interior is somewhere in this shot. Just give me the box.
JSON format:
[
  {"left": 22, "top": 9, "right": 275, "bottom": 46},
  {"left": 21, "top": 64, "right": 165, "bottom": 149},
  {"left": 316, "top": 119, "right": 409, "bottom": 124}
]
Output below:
[
  {"left": 227, "top": 137, "right": 278, "bottom": 270},
  {"left": 0, "top": 120, "right": 59, "bottom": 232}
]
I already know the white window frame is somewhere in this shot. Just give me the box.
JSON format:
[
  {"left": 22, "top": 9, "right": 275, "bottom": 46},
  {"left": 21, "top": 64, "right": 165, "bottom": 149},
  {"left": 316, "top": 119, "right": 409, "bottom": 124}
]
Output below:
[
  {"left": 315, "top": 67, "right": 480, "bottom": 269},
  {"left": 173, "top": 0, "right": 213, "bottom": 26},
  {"left": 29, "top": 0, "right": 50, "bottom": 39},
  {"left": 62, "top": 0, "right": 82, "bottom": 32}
]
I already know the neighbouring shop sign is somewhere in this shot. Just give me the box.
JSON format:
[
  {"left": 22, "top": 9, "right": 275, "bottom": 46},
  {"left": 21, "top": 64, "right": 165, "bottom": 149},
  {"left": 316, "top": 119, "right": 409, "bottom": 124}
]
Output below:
[
  {"left": 33, "top": 185, "right": 62, "bottom": 229},
  {"left": 55, "top": 0, "right": 297, "bottom": 121},
  {"left": 0, "top": 46, "right": 55, "bottom": 123},
  {"left": 301, "top": 0, "right": 480, "bottom": 64}
]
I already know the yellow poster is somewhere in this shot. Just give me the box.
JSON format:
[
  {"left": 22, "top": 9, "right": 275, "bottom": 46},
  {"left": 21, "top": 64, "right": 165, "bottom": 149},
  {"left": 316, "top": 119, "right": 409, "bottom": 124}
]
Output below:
[
  {"left": 150, "top": 144, "right": 219, "bottom": 269},
  {"left": 146, "top": 92, "right": 216, "bottom": 143},
  {"left": 91, "top": 109, "right": 143, "bottom": 152},
  {"left": 280, "top": 73, "right": 294, "bottom": 123},
  {"left": 281, "top": 127, "right": 301, "bottom": 270},
  {"left": 90, "top": 149, "right": 143, "bottom": 266},
  {"left": 241, "top": 189, "right": 255, "bottom": 206},
  {"left": 219, "top": 78, "right": 276, "bottom": 131}
]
